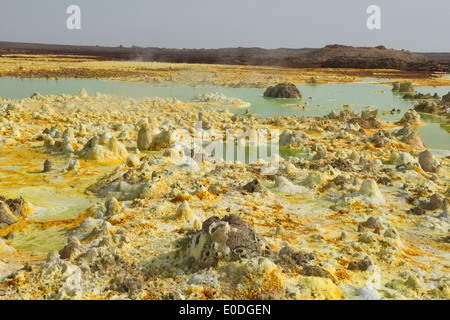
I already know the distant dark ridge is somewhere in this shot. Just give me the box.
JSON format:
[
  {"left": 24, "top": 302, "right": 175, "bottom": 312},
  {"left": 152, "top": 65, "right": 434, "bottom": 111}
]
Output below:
[
  {"left": 419, "top": 52, "right": 450, "bottom": 69},
  {"left": 0, "top": 41, "right": 448, "bottom": 71}
]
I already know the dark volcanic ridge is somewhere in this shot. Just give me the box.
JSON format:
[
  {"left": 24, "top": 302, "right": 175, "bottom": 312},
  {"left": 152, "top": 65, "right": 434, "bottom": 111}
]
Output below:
[{"left": 0, "top": 42, "right": 449, "bottom": 72}]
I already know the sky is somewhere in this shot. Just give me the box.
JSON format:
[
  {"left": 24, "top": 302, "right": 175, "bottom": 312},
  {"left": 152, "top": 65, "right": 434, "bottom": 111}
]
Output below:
[{"left": 0, "top": 0, "right": 449, "bottom": 52}]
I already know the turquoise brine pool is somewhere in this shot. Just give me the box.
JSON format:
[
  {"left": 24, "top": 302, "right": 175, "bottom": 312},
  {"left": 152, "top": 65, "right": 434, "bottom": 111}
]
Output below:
[{"left": 0, "top": 77, "right": 449, "bottom": 150}]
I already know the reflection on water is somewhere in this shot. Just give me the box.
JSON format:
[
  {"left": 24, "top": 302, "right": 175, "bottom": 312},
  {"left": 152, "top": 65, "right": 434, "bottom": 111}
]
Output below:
[
  {"left": 203, "top": 142, "right": 308, "bottom": 163},
  {"left": 418, "top": 113, "right": 450, "bottom": 150}
]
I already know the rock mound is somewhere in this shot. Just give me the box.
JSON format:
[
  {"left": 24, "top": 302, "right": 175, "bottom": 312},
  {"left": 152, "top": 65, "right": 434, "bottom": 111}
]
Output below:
[
  {"left": 263, "top": 83, "right": 302, "bottom": 99},
  {"left": 392, "top": 82, "right": 415, "bottom": 93},
  {"left": 418, "top": 149, "right": 437, "bottom": 173},
  {"left": 178, "top": 214, "right": 272, "bottom": 270},
  {"left": 0, "top": 196, "right": 33, "bottom": 227},
  {"left": 395, "top": 110, "right": 422, "bottom": 126}
]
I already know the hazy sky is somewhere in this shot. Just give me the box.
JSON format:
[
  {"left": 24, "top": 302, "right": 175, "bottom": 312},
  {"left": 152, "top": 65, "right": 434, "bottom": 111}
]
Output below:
[{"left": 0, "top": 0, "right": 449, "bottom": 51}]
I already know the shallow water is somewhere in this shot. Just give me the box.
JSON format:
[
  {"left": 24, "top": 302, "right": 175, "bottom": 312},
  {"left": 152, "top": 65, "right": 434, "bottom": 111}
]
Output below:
[
  {"left": 0, "top": 77, "right": 449, "bottom": 150},
  {"left": 9, "top": 225, "right": 68, "bottom": 258},
  {"left": 0, "top": 182, "right": 97, "bottom": 223}
]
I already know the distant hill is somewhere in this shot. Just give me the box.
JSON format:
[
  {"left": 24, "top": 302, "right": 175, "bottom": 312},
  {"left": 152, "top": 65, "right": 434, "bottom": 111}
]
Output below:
[
  {"left": 299, "top": 45, "right": 448, "bottom": 71},
  {"left": 0, "top": 41, "right": 448, "bottom": 72}
]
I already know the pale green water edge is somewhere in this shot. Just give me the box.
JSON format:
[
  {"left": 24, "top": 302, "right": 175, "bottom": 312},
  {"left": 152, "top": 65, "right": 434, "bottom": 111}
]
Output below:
[{"left": 0, "top": 77, "right": 449, "bottom": 150}]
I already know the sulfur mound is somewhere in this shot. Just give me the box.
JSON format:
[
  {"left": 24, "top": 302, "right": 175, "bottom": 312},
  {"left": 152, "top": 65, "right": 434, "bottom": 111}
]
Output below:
[
  {"left": 78, "top": 135, "right": 128, "bottom": 162},
  {"left": 395, "top": 110, "right": 422, "bottom": 126},
  {"left": 356, "top": 179, "right": 386, "bottom": 205},
  {"left": 136, "top": 123, "right": 155, "bottom": 151},
  {"left": 0, "top": 196, "right": 34, "bottom": 227}
]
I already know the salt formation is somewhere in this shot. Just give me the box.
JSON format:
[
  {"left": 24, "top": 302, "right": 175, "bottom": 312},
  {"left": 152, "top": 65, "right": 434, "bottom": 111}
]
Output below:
[
  {"left": 273, "top": 176, "right": 309, "bottom": 195},
  {"left": 177, "top": 214, "right": 272, "bottom": 270},
  {"left": 356, "top": 179, "right": 386, "bottom": 205},
  {"left": 78, "top": 135, "right": 128, "bottom": 161},
  {"left": 174, "top": 200, "right": 195, "bottom": 221},
  {"left": 192, "top": 92, "right": 250, "bottom": 108},
  {"left": 136, "top": 123, "right": 154, "bottom": 151},
  {"left": 396, "top": 110, "right": 422, "bottom": 126}
]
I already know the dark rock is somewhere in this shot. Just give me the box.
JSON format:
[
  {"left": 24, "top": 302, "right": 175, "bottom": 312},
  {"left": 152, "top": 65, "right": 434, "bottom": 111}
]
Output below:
[
  {"left": 403, "top": 92, "right": 439, "bottom": 100},
  {"left": 207, "top": 185, "right": 220, "bottom": 196},
  {"left": 0, "top": 202, "right": 17, "bottom": 226},
  {"left": 122, "top": 277, "right": 144, "bottom": 292},
  {"left": 263, "top": 83, "right": 302, "bottom": 99},
  {"left": 43, "top": 159, "right": 53, "bottom": 172},
  {"left": 151, "top": 171, "right": 159, "bottom": 181},
  {"left": 410, "top": 206, "right": 426, "bottom": 215},
  {"left": 324, "top": 57, "right": 407, "bottom": 70},
  {"left": 5, "top": 197, "right": 25, "bottom": 218},
  {"left": 243, "top": 179, "right": 262, "bottom": 193},
  {"left": 299, "top": 265, "right": 336, "bottom": 283},
  {"left": 414, "top": 101, "right": 440, "bottom": 114},
  {"left": 308, "top": 77, "right": 317, "bottom": 84},
  {"left": 3, "top": 231, "right": 15, "bottom": 240},
  {"left": 231, "top": 114, "right": 239, "bottom": 122},
  {"left": 371, "top": 130, "right": 389, "bottom": 148},
  {"left": 395, "top": 124, "right": 426, "bottom": 150},
  {"left": 377, "top": 176, "right": 391, "bottom": 185},
  {"left": 59, "top": 238, "right": 81, "bottom": 260},
  {"left": 98, "top": 236, "right": 114, "bottom": 247},
  {"left": 201, "top": 121, "right": 211, "bottom": 130},
  {"left": 349, "top": 115, "right": 382, "bottom": 130},
  {"left": 324, "top": 181, "right": 337, "bottom": 190},
  {"left": 221, "top": 214, "right": 272, "bottom": 260},
  {"left": 361, "top": 162, "right": 377, "bottom": 174},
  {"left": 363, "top": 217, "right": 383, "bottom": 229},
  {"left": 179, "top": 214, "right": 272, "bottom": 270},
  {"left": 395, "top": 110, "right": 422, "bottom": 126},
  {"left": 348, "top": 256, "right": 373, "bottom": 271},
  {"left": 278, "top": 246, "right": 315, "bottom": 266},
  {"left": 422, "top": 193, "right": 441, "bottom": 211},
  {"left": 357, "top": 224, "right": 365, "bottom": 232},
  {"left": 201, "top": 216, "right": 221, "bottom": 234},
  {"left": 164, "top": 292, "right": 183, "bottom": 300},
  {"left": 78, "top": 248, "right": 98, "bottom": 263},
  {"left": 358, "top": 128, "right": 367, "bottom": 136},
  {"left": 441, "top": 199, "right": 449, "bottom": 217},
  {"left": 23, "top": 262, "right": 33, "bottom": 272},
  {"left": 418, "top": 149, "right": 437, "bottom": 173},
  {"left": 98, "top": 254, "right": 117, "bottom": 270},
  {"left": 330, "top": 158, "right": 354, "bottom": 172},
  {"left": 395, "top": 82, "right": 415, "bottom": 93},
  {"left": 313, "top": 146, "right": 327, "bottom": 160},
  {"left": 442, "top": 91, "right": 450, "bottom": 103},
  {"left": 331, "top": 175, "right": 347, "bottom": 186}
]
